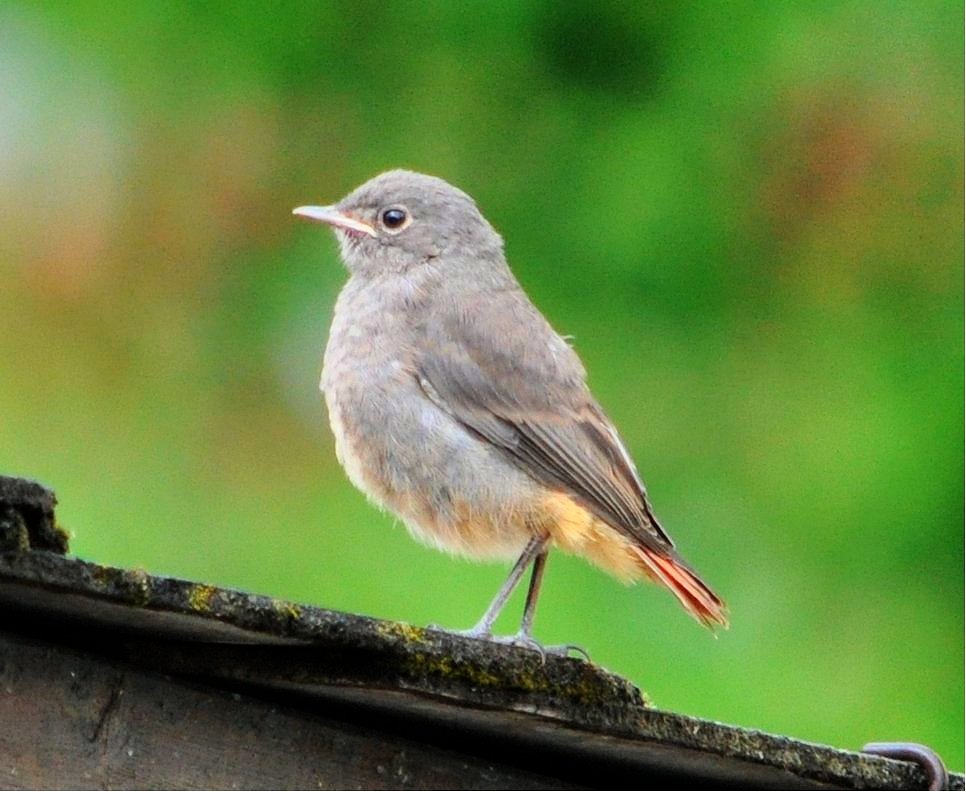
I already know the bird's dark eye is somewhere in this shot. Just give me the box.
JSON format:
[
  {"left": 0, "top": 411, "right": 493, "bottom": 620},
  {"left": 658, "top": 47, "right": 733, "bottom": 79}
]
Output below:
[{"left": 380, "top": 207, "right": 408, "bottom": 230}]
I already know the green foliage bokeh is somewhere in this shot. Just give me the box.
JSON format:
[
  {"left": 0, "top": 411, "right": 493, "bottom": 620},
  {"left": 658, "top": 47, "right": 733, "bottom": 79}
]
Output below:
[{"left": 1, "top": 0, "right": 962, "bottom": 767}]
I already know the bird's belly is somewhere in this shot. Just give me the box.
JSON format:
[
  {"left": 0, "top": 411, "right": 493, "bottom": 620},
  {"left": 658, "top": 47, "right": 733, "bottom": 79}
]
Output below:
[{"left": 323, "top": 372, "right": 540, "bottom": 560}]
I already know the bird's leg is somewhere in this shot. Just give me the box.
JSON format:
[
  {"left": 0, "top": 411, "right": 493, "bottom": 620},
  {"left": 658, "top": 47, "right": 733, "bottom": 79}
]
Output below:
[
  {"left": 509, "top": 551, "right": 590, "bottom": 660},
  {"left": 516, "top": 548, "right": 548, "bottom": 641},
  {"left": 431, "top": 534, "right": 588, "bottom": 659},
  {"left": 461, "top": 535, "right": 547, "bottom": 639}
]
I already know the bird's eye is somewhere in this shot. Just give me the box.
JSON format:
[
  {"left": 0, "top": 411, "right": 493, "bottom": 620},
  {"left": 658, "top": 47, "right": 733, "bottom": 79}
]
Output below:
[{"left": 380, "top": 207, "right": 409, "bottom": 231}]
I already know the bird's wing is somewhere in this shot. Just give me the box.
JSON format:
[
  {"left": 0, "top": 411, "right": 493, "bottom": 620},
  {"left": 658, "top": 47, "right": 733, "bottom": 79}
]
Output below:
[{"left": 415, "top": 287, "right": 673, "bottom": 553}]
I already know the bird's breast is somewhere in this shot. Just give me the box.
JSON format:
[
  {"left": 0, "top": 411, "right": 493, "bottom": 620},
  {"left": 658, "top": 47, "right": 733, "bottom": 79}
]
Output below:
[
  {"left": 321, "top": 279, "right": 417, "bottom": 500},
  {"left": 319, "top": 278, "right": 544, "bottom": 559}
]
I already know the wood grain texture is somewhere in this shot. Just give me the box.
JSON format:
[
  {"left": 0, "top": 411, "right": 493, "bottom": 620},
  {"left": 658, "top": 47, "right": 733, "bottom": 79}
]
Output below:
[{"left": 0, "top": 633, "right": 562, "bottom": 790}]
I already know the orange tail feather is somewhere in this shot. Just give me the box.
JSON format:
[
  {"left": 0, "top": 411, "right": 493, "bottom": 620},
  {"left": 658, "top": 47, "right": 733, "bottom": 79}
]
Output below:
[{"left": 634, "top": 547, "right": 729, "bottom": 630}]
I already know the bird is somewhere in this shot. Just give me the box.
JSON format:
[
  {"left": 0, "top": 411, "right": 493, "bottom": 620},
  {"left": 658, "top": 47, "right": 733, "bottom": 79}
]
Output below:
[{"left": 293, "top": 170, "right": 728, "bottom": 651}]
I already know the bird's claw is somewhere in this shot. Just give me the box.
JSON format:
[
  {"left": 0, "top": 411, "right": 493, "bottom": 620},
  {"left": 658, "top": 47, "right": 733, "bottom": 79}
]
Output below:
[
  {"left": 425, "top": 624, "right": 590, "bottom": 661},
  {"left": 559, "top": 643, "right": 591, "bottom": 661},
  {"left": 499, "top": 633, "right": 590, "bottom": 662}
]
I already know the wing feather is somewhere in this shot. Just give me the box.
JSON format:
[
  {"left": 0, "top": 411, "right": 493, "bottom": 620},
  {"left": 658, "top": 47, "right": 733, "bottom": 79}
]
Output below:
[{"left": 416, "top": 288, "right": 673, "bottom": 552}]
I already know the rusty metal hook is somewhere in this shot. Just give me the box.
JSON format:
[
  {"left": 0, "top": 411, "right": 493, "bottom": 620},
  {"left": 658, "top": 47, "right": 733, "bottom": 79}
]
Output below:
[{"left": 862, "top": 742, "right": 949, "bottom": 791}]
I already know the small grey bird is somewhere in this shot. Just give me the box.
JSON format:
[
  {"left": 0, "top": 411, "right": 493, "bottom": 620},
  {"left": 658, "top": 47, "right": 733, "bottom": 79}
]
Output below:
[{"left": 294, "top": 170, "right": 727, "bottom": 649}]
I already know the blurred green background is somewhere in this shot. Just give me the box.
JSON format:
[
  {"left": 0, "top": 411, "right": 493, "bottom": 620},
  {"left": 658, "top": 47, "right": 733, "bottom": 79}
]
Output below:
[{"left": 1, "top": 0, "right": 962, "bottom": 767}]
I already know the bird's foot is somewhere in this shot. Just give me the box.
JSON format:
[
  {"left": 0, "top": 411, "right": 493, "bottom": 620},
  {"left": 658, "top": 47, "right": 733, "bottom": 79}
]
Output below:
[
  {"left": 427, "top": 624, "right": 589, "bottom": 661},
  {"left": 426, "top": 623, "right": 492, "bottom": 641},
  {"left": 491, "top": 632, "right": 590, "bottom": 661},
  {"left": 556, "top": 642, "right": 591, "bottom": 661}
]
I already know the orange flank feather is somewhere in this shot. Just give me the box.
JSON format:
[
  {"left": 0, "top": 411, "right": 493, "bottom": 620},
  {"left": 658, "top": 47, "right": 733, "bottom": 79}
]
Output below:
[
  {"left": 539, "top": 490, "right": 729, "bottom": 630},
  {"left": 633, "top": 547, "right": 729, "bottom": 630}
]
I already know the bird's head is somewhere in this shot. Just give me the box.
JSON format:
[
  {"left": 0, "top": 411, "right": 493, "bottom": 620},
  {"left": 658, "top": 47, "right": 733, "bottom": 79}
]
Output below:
[{"left": 294, "top": 170, "right": 503, "bottom": 276}]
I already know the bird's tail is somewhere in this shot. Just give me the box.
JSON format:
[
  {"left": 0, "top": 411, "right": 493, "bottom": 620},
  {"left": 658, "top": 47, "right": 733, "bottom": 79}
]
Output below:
[{"left": 633, "top": 546, "right": 729, "bottom": 630}]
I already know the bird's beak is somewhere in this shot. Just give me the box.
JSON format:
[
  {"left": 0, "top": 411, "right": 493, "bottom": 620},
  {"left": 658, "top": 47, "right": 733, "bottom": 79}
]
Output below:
[{"left": 292, "top": 205, "right": 377, "bottom": 238}]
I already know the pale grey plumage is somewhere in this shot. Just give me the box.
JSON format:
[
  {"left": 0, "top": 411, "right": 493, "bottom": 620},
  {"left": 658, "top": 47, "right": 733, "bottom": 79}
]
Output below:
[
  {"left": 321, "top": 169, "right": 672, "bottom": 556},
  {"left": 299, "top": 169, "right": 728, "bottom": 641}
]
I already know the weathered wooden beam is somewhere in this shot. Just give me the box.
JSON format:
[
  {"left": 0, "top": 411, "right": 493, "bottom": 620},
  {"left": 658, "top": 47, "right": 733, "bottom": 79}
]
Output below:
[
  {"left": 0, "top": 632, "right": 567, "bottom": 790},
  {"left": 0, "top": 476, "right": 960, "bottom": 790}
]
